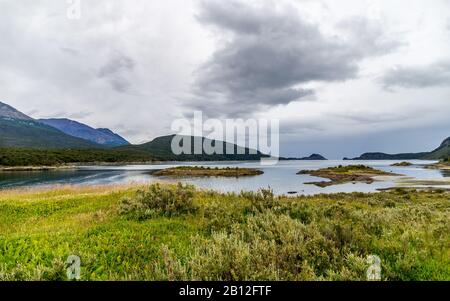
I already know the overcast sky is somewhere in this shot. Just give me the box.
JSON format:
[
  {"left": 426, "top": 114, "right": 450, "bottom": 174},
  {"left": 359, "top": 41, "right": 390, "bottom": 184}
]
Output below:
[{"left": 1, "top": 0, "right": 449, "bottom": 158}]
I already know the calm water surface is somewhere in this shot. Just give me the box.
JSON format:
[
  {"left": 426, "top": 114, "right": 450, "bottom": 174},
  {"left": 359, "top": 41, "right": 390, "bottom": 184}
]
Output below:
[{"left": 0, "top": 160, "right": 448, "bottom": 195}]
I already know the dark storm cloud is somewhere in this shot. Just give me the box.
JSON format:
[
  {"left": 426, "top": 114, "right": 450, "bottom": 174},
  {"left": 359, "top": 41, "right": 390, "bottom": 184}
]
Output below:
[
  {"left": 190, "top": 0, "right": 400, "bottom": 116},
  {"left": 381, "top": 60, "right": 450, "bottom": 90},
  {"left": 98, "top": 53, "right": 136, "bottom": 93}
]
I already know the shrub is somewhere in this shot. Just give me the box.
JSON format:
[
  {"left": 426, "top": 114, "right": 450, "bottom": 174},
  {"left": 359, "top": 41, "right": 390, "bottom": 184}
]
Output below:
[
  {"left": 0, "top": 259, "right": 66, "bottom": 281},
  {"left": 202, "top": 198, "right": 247, "bottom": 233},
  {"left": 151, "top": 245, "right": 189, "bottom": 281},
  {"left": 185, "top": 212, "right": 367, "bottom": 280},
  {"left": 239, "top": 188, "right": 282, "bottom": 213},
  {"left": 119, "top": 183, "right": 197, "bottom": 220}
]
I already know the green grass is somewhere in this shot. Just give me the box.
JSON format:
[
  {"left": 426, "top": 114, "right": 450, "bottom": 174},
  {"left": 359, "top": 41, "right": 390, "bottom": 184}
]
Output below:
[{"left": 0, "top": 185, "right": 449, "bottom": 281}]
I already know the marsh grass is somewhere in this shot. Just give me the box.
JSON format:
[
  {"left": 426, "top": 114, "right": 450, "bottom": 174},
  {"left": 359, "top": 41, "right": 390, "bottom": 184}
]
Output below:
[{"left": 0, "top": 184, "right": 448, "bottom": 280}]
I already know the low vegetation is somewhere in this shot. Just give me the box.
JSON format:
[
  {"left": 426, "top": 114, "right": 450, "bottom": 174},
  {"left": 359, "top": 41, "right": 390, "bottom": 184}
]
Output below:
[
  {"left": 119, "top": 183, "right": 197, "bottom": 220},
  {"left": 152, "top": 166, "right": 264, "bottom": 177},
  {"left": 0, "top": 148, "right": 155, "bottom": 167},
  {"left": 298, "top": 165, "right": 400, "bottom": 187},
  {"left": 391, "top": 162, "right": 413, "bottom": 167},
  {"left": 0, "top": 184, "right": 448, "bottom": 280}
]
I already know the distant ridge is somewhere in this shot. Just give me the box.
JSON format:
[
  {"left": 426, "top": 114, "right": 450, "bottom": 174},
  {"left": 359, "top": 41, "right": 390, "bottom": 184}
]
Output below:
[
  {"left": 0, "top": 101, "right": 101, "bottom": 149},
  {"left": 346, "top": 136, "right": 450, "bottom": 160},
  {"left": 344, "top": 152, "right": 428, "bottom": 160},
  {"left": 0, "top": 101, "right": 33, "bottom": 121},
  {"left": 424, "top": 136, "right": 450, "bottom": 160},
  {"left": 119, "top": 134, "right": 268, "bottom": 161},
  {"left": 281, "top": 153, "right": 327, "bottom": 160},
  {"left": 1, "top": 101, "right": 449, "bottom": 162},
  {"left": 39, "top": 118, "right": 129, "bottom": 147}
]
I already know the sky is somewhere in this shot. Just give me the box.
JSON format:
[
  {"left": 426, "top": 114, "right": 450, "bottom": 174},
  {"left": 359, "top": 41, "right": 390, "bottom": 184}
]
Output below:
[{"left": 0, "top": 0, "right": 449, "bottom": 159}]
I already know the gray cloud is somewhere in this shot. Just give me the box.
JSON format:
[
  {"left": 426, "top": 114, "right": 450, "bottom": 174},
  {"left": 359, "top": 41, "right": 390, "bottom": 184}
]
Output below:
[
  {"left": 1, "top": 0, "right": 449, "bottom": 158},
  {"left": 190, "top": 0, "right": 400, "bottom": 116},
  {"left": 98, "top": 53, "right": 136, "bottom": 93},
  {"left": 381, "top": 60, "right": 450, "bottom": 90},
  {"left": 330, "top": 111, "right": 410, "bottom": 125}
]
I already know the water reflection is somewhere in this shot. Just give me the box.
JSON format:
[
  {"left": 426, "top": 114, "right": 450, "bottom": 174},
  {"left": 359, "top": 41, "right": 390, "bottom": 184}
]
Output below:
[{"left": 0, "top": 160, "right": 446, "bottom": 195}]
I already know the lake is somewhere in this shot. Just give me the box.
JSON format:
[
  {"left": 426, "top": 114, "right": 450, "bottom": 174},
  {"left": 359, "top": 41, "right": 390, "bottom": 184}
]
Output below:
[{"left": 0, "top": 160, "right": 448, "bottom": 195}]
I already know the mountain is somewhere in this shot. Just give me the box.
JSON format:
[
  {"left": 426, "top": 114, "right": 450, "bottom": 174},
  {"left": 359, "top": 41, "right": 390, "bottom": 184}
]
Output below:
[
  {"left": 299, "top": 154, "right": 327, "bottom": 160},
  {"left": 118, "top": 134, "right": 267, "bottom": 161},
  {"left": 0, "top": 118, "right": 102, "bottom": 149},
  {"left": 345, "top": 152, "right": 428, "bottom": 160},
  {"left": 0, "top": 101, "right": 101, "bottom": 149},
  {"left": 424, "top": 137, "right": 450, "bottom": 160},
  {"left": 39, "top": 118, "right": 129, "bottom": 147},
  {"left": 0, "top": 102, "right": 33, "bottom": 121},
  {"left": 281, "top": 153, "right": 328, "bottom": 160},
  {"left": 347, "top": 136, "right": 450, "bottom": 160}
]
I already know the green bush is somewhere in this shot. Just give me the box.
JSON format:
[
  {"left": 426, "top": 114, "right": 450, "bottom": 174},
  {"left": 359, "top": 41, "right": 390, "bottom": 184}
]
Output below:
[
  {"left": 185, "top": 212, "right": 367, "bottom": 280},
  {"left": 240, "top": 188, "right": 282, "bottom": 213},
  {"left": 202, "top": 197, "right": 247, "bottom": 232},
  {"left": 119, "top": 183, "right": 197, "bottom": 220}
]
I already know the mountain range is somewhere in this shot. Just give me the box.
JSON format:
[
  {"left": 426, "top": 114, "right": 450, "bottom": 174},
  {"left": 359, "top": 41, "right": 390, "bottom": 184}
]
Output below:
[
  {"left": 346, "top": 137, "right": 450, "bottom": 160},
  {"left": 0, "top": 102, "right": 100, "bottom": 149},
  {"left": 0, "top": 101, "right": 266, "bottom": 163},
  {"left": 119, "top": 134, "right": 266, "bottom": 161},
  {"left": 0, "top": 101, "right": 128, "bottom": 149},
  {"left": 0, "top": 101, "right": 449, "bottom": 163},
  {"left": 39, "top": 118, "right": 129, "bottom": 147}
]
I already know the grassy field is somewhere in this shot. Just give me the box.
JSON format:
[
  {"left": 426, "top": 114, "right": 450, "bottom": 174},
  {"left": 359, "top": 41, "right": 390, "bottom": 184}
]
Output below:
[{"left": 0, "top": 184, "right": 449, "bottom": 281}]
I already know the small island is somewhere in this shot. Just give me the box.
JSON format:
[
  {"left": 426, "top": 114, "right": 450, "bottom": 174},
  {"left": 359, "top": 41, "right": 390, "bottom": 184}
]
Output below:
[
  {"left": 299, "top": 154, "right": 327, "bottom": 160},
  {"left": 281, "top": 153, "right": 327, "bottom": 160},
  {"left": 152, "top": 166, "right": 264, "bottom": 177},
  {"left": 297, "top": 165, "right": 400, "bottom": 187},
  {"left": 391, "top": 162, "right": 413, "bottom": 167}
]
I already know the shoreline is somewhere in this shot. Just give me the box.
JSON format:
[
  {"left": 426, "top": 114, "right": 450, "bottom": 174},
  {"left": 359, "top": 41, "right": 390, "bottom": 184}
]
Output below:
[
  {"left": 1, "top": 180, "right": 449, "bottom": 195},
  {"left": 0, "top": 165, "right": 77, "bottom": 172},
  {"left": 425, "top": 162, "right": 450, "bottom": 170}
]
